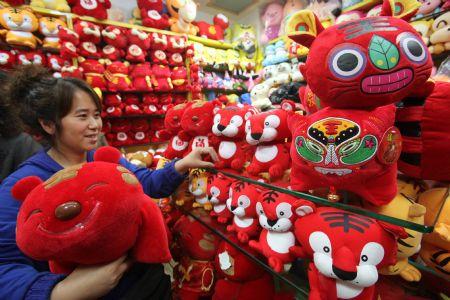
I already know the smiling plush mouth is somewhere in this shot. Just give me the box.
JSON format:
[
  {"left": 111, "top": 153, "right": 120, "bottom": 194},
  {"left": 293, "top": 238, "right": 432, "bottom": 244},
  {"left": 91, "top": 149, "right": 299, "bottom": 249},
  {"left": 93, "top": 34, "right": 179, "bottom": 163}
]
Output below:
[
  {"left": 361, "top": 68, "right": 413, "bottom": 94},
  {"left": 171, "top": 5, "right": 179, "bottom": 13},
  {"left": 314, "top": 167, "right": 352, "bottom": 176}
]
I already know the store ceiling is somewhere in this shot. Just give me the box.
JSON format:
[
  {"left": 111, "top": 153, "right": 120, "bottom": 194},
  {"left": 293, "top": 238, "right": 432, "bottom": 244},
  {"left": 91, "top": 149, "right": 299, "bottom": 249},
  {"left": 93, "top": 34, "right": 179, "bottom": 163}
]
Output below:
[{"left": 205, "top": 0, "right": 259, "bottom": 15}]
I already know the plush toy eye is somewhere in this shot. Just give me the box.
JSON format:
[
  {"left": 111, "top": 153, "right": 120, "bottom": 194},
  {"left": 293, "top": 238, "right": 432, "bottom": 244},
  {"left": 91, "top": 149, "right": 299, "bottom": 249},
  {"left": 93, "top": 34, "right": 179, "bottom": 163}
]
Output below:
[
  {"left": 245, "top": 120, "right": 251, "bottom": 132},
  {"left": 256, "top": 202, "right": 265, "bottom": 216},
  {"left": 264, "top": 115, "right": 280, "bottom": 128},
  {"left": 192, "top": 116, "right": 199, "bottom": 122},
  {"left": 276, "top": 202, "right": 292, "bottom": 219},
  {"left": 309, "top": 231, "right": 332, "bottom": 256},
  {"left": 230, "top": 116, "right": 243, "bottom": 127},
  {"left": 359, "top": 242, "right": 384, "bottom": 266},
  {"left": 397, "top": 32, "right": 427, "bottom": 64},
  {"left": 214, "top": 114, "right": 221, "bottom": 124},
  {"left": 210, "top": 186, "right": 220, "bottom": 197},
  {"left": 237, "top": 195, "right": 250, "bottom": 208},
  {"left": 329, "top": 45, "right": 366, "bottom": 79}
]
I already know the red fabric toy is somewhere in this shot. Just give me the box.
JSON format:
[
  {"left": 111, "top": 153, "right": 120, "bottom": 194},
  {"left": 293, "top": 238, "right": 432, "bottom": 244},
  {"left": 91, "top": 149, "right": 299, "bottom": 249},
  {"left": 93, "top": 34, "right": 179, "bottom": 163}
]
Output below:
[
  {"left": 179, "top": 100, "right": 222, "bottom": 153},
  {"left": 395, "top": 80, "right": 450, "bottom": 180},
  {"left": 131, "top": 119, "right": 151, "bottom": 144},
  {"left": 78, "top": 58, "right": 106, "bottom": 90},
  {"left": 169, "top": 52, "right": 184, "bottom": 66},
  {"left": 172, "top": 209, "right": 223, "bottom": 299},
  {"left": 130, "top": 63, "right": 153, "bottom": 92},
  {"left": 58, "top": 27, "right": 79, "bottom": 44},
  {"left": 101, "top": 25, "right": 127, "bottom": 48},
  {"left": 207, "top": 173, "right": 235, "bottom": 224},
  {"left": 126, "top": 44, "right": 147, "bottom": 63},
  {"left": 109, "top": 119, "right": 132, "bottom": 146},
  {"left": 46, "top": 54, "right": 70, "bottom": 72},
  {"left": 17, "top": 51, "right": 46, "bottom": 66},
  {"left": 226, "top": 180, "right": 263, "bottom": 244},
  {"left": 245, "top": 108, "right": 292, "bottom": 180},
  {"left": 149, "top": 49, "right": 168, "bottom": 64},
  {"left": 140, "top": 9, "right": 170, "bottom": 30},
  {"left": 171, "top": 66, "right": 188, "bottom": 91},
  {"left": 104, "top": 61, "right": 132, "bottom": 92},
  {"left": 0, "top": 50, "right": 16, "bottom": 70},
  {"left": 12, "top": 146, "right": 171, "bottom": 274},
  {"left": 101, "top": 45, "right": 124, "bottom": 61},
  {"left": 61, "top": 65, "right": 83, "bottom": 79},
  {"left": 137, "top": 0, "right": 163, "bottom": 12},
  {"left": 249, "top": 189, "right": 314, "bottom": 273},
  {"left": 73, "top": 20, "right": 101, "bottom": 44},
  {"left": 128, "top": 28, "right": 151, "bottom": 50},
  {"left": 68, "top": 0, "right": 111, "bottom": 20},
  {"left": 211, "top": 106, "right": 253, "bottom": 171},
  {"left": 78, "top": 41, "right": 102, "bottom": 59},
  {"left": 151, "top": 64, "right": 173, "bottom": 92},
  {"left": 290, "top": 206, "right": 407, "bottom": 300},
  {"left": 287, "top": 1, "right": 432, "bottom": 110},
  {"left": 167, "top": 35, "right": 187, "bottom": 53},
  {"left": 102, "top": 94, "right": 123, "bottom": 118},
  {"left": 159, "top": 103, "right": 191, "bottom": 159},
  {"left": 60, "top": 40, "right": 78, "bottom": 60},
  {"left": 123, "top": 94, "right": 143, "bottom": 116},
  {"left": 195, "top": 14, "right": 229, "bottom": 41},
  {"left": 213, "top": 235, "right": 275, "bottom": 300},
  {"left": 150, "top": 32, "right": 168, "bottom": 50},
  {"left": 288, "top": 105, "right": 401, "bottom": 206}
]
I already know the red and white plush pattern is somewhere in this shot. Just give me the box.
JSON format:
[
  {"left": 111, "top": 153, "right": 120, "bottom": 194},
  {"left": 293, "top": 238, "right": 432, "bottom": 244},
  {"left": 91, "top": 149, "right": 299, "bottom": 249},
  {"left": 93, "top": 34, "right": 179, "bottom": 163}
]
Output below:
[
  {"left": 102, "top": 93, "right": 124, "bottom": 118},
  {"left": 149, "top": 49, "right": 168, "bottom": 64},
  {"left": 17, "top": 51, "right": 47, "bottom": 66},
  {"left": 46, "top": 54, "right": 71, "bottom": 72},
  {"left": 207, "top": 173, "right": 234, "bottom": 224},
  {"left": 78, "top": 58, "right": 106, "bottom": 90},
  {"left": 150, "top": 32, "right": 168, "bottom": 50},
  {"left": 170, "top": 66, "right": 188, "bottom": 91},
  {"left": 68, "top": 0, "right": 111, "bottom": 20},
  {"left": 78, "top": 41, "right": 102, "bottom": 59},
  {"left": 73, "top": 20, "right": 102, "bottom": 44},
  {"left": 151, "top": 64, "right": 173, "bottom": 92},
  {"left": 130, "top": 63, "right": 153, "bottom": 92},
  {"left": 104, "top": 61, "right": 132, "bottom": 92},
  {"left": 140, "top": 9, "right": 170, "bottom": 30},
  {"left": 167, "top": 35, "right": 187, "bottom": 53},
  {"left": 61, "top": 65, "right": 83, "bottom": 79},
  {"left": 128, "top": 28, "right": 151, "bottom": 50},
  {"left": 126, "top": 44, "right": 146, "bottom": 63},
  {"left": 131, "top": 119, "right": 151, "bottom": 144},
  {"left": 101, "top": 25, "right": 127, "bottom": 48},
  {"left": 102, "top": 45, "right": 124, "bottom": 61},
  {"left": 195, "top": 13, "right": 229, "bottom": 41},
  {"left": 168, "top": 52, "right": 184, "bottom": 66}
]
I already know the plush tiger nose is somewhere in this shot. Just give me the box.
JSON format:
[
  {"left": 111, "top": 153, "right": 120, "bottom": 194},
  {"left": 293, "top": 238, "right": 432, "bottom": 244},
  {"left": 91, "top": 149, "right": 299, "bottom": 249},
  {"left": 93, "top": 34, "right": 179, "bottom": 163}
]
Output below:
[
  {"left": 267, "top": 218, "right": 278, "bottom": 227},
  {"left": 55, "top": 201, "right": 81, "bottom": 220},
  {"left": 230, "top": 205, "right": 237, "bottom": 211},
  {"left": 217, "top": 124, "right": 226, "bottom": 132},
  {"left": 251, "top": 133, "right": 262, "bottom": 140},
  {"left": 332, "top": 246, "right": 357, "bottom": 280}
]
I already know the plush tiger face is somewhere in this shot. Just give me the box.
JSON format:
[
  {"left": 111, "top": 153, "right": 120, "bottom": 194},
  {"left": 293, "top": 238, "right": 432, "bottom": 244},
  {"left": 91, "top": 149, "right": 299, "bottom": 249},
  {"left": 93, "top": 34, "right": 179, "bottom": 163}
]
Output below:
[
  {"left": 39, "top": 16, "right": 66, "bottom": 37},
  {"left": 0, "top": 6, "right": 39, "bottom": 32}
]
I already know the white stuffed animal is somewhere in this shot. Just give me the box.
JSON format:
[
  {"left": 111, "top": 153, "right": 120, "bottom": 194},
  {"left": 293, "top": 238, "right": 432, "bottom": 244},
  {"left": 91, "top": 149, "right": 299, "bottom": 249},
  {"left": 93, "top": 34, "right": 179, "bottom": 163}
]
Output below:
[
  {"left": 291, "top": 62, "right": 304, "bottom": 82},
  {"left": 274, "top": 62, "right": 291, "bottom": 85},
  {"left": 250, "top": 83, "right": 272, "bottom": 110},
  {"left": 429, "top": 12, "right": 450, "bottom": 55}
]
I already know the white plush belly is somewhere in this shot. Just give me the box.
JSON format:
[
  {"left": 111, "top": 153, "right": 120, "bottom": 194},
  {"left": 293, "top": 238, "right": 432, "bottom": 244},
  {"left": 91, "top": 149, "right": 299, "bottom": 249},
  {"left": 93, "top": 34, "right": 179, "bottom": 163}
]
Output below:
[
  {"left": 266, "top": 231, "right": 295, "bottom": 254},
  {"left": 213, "top": 203, "right": 226, "bottom": 213},
  {"left": 234, "top": 215, "right": 254, "bottom": 228},
  {"left": 172, "top": 135, "right": 188, "bottom": 151},
  {"left": 195, "top": 195, "right": 209, "bottom": 205},
  {"left": 255, "top": 145, "right": 278, "bottom": 163},
  {"left": 192, "top": 136, "right": 209, "bottom": 149},
  {"left": 336, "top": 281, "right": 363, "bottom": 299},
  {"left": 219, "top": 141, "right": 237, "bottom": 159}
]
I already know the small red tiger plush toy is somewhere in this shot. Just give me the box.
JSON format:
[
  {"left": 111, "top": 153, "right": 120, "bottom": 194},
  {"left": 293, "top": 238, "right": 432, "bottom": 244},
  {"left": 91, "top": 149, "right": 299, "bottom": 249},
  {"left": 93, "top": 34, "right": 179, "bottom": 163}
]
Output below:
[
  {"left": 249, "top": 189, "right": 314, "bottom": 273},
  {"left": 207, "top": 172, "right": 234, "bottom": 224},
  {"left": 245, "top": 108, "right": 292, "bottom": 180},
  {"left": 290, "top": 207, "right": 407, "bottom": 300},
  {"left": 226, "top": 180, "right": 263, "bottom": 244},
  {"left": 160, "top": 103, "right": 192, "bottom": 159},
  {"left": 211, "top": 106, "right": 257, "bottom": 171}
]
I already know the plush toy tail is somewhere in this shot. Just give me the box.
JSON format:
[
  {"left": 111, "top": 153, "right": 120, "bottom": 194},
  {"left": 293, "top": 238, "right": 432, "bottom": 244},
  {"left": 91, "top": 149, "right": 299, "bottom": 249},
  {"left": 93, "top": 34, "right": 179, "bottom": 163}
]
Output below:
[{"left": 132, "top": 200, "right": 172, "bottom": 263}]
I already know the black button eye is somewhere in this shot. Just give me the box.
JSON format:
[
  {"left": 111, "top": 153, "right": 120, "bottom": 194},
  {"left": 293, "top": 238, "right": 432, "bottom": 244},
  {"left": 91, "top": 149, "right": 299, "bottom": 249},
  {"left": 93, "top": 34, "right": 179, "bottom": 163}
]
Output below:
[
  {"left": 337, "top": 53, "right": 358, "bottom": 72},
  {"left": 323, "top": 246, "right": 330, "bottom": 253},
  {"left": 398, "top": 33, "right": 427, "bottom": 64},
  {"left": 361, "top": 255, "right": 368, "bottom": 262}
]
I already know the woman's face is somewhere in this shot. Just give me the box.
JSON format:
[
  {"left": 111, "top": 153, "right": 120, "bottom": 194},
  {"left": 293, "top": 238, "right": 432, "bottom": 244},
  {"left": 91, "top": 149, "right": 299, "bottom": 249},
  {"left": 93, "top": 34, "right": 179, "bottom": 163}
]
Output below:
[{"left": 57, "top": 90, "right": 102, "bottom": 153}]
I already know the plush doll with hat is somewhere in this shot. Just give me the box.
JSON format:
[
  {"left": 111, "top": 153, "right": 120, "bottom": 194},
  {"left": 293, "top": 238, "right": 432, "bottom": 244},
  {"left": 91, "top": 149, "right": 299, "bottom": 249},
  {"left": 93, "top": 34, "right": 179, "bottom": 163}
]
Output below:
[
  {"left": 290, "top": 206, "right": 407, "bottom": 300},
  {"left": 207, "top": 172, "right": 235, "bottom": 224},
  {"left": 0, "top": 6, "right": 40, "bottom": 49},
  {"left": 12, "top": 146, "right": 171, "bottom": 274},
  {"left": 78, "top": 58, "right": 106, "bottom": 90},
  {"left": 68, "top": 0, "right": 111, "bottom": 20}
]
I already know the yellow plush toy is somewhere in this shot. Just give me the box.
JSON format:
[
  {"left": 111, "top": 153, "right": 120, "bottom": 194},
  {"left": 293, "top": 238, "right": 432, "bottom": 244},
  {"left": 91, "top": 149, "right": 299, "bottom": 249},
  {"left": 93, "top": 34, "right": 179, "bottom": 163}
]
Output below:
[
  {"left": 30, "top": 0, "right": 70, "bottom": 12},
  {"left": 429, "top": 12, "right": 450, "bottom": 55},
  {"left": 410, "top": 19, "right": 433, "bottom": 46},
  {"left": 0, "top": 6, "right": 41, "bottom": 49},
  {"left": 418, "top": 187, "right": 450, "bottom": 280},
  {"left": 366, "top": 179, "right": 426, "bottom": 282},
  {"left": 189, "top": 168, "right": 211, "bottom": 211},
  {"left": 38, "top": 16, "right": 66, "bottom": 51}
]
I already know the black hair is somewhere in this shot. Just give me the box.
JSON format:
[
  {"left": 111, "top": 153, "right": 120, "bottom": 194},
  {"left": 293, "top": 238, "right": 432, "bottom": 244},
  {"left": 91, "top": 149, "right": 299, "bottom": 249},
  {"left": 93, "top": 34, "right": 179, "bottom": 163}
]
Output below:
[
  {"left": 6, "top": 65, "right": 102, "bottom": 144},
  {"left": 0, "top": 70, "right": 22, "bottom": 138}
]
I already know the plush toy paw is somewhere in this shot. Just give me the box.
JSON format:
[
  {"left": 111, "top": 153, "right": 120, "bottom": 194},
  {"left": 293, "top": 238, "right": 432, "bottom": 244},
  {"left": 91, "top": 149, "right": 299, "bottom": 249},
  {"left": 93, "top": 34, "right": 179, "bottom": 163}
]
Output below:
[
  {"left": 175, "top": 200, "right": 185, "bottom": 206},
  {"left": 226, "top": 225, "right": 234, "bottom": 232},
  {"left": 289, "top": 245, "right": 304, "bottom": 258},
  {"left": 434, "top": 223, "right": 450, "bottom": 242},
  {"left": 268, "top": 257, "right": 283, "bottom": 273},
  {"left": 203, "top": 202, "right": 213, "bottom": 211},
  {"left": 399, "top": 263, "right": 421, "bottom": 282},
  {"left": 246, "top": 163, "right": 261, "bottom": 176},
  {"left": 214, "top": 160, "right": 227, "bottom": 169},
  {"left": 217, "top": 217, "right": 229, "bottom": 224},
  {"left": 268, "top": 164, "right": 284, "bottom": 180},
  {"left": 237, "top": 231, "right": 249, "bottom": 244},
  {"left": 230, "top": 159, "right": 245, "bottom": 171}
]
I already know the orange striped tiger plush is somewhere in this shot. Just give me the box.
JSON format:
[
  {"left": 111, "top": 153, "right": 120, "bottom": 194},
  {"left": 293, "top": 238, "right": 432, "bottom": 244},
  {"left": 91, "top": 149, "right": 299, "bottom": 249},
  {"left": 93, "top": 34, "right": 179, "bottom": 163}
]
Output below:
[{"left": 0, "top": 6, "right": 41, "bottom": 49}]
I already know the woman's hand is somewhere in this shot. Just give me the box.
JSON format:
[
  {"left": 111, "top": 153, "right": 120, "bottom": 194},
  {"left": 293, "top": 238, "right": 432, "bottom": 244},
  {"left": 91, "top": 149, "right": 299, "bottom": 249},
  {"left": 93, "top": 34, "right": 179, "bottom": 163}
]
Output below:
[
  {"left": 174, "top": 147, "right": 219, "bottom": 174},
  {"left": 50, "top": 255, "right": 133, "bottom": 300}
]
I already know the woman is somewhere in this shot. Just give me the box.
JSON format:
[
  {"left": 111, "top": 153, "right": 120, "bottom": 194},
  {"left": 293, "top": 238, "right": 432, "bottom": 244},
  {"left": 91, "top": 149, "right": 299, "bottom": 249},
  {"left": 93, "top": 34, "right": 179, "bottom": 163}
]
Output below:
[{"left": 0, "top": 65, "right": 217, "bottom": 300}]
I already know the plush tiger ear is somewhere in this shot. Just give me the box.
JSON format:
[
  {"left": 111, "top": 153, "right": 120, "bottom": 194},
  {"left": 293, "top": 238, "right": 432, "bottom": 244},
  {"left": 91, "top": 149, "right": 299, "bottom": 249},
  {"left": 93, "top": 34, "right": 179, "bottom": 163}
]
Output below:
[
  {"left": 12, "top": 176, "right": 43, "bottom": 203},
  {"left": 378, "top": 221, "right": 408, "bottom": 239},
  {"left": 380, "top": 0, "right": 421, "bottom": 22},
  {"left": 286, "top": 10, "right": 324, "bottom": 48}
]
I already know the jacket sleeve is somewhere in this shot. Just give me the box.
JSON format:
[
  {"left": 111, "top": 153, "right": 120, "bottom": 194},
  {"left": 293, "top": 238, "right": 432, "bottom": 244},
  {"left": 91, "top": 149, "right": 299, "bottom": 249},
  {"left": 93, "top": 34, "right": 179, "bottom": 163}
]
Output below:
[
  {"left": 119, "top": 158, "right": 187, "bottom": 198},
  {"left": 0, "top": 171, "right": 65, "bottom": 300}
]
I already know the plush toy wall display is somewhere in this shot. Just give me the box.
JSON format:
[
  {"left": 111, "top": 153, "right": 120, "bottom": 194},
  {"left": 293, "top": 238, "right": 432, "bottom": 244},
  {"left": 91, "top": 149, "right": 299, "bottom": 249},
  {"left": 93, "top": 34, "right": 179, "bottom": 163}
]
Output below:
[
  {"left": 58, "top": 27, "right": 79, "bottom": 60},
  {"left": 0, "top": 6, "right": 40, "bottom": 49},
  {"left": 364, "top": 179, "right": 426, "bottom": 282},
  {"left": 395, "top": 80, "right": 450, "bottom": 181},
  {"left": 428, "top": 11, "right": 450, "bottom": 55},
  {"left": 195, "top": 13, "right": 229, "bottom": 41},
  {"left": 12, "top": 146, "right": 171, "bottom": 274},
  {"left": 30, "top": 0, "right": 71, "bottom": 12},
  {"left": 149, "top": 49, "right": 168, "bottom": 65},
  {"left": 0, "top": 50, "right": 16, "bottom": 69},
  {"left": 150, "top": 32, "right": 168, "bottom": 50},
  {"left": 128, "top": 28, "right": 151, "bottom": 50},
  {"left": 290, "top": 206, "right": 407, "bottom": 300},
  {"left": 39, "top": 16, "right": 67, "bottom": 51},
  {"left": 207, "top": 173, "right": 234, "bottom": 224},
  {"left": 61, "top": 65, "right": 83, "bottom": 78},
  {"left": 73, "top": 20, "right": 102, "bottom": 44},
  {"left": 104, "top": 61, "right": 132, "bottom": 92},
  {"left": 47, "top": 54, "right": 71, "bottom": 73},
  {"left": 151, "top": 64, "right": 173, "bottom": 91},
  {"left": 289, "top": 104, "right": 402, "bottom": 206},
  {"left": 68, "top": 0, "right": 111, "bottom": 20},
  {"left": 168, "top": 35, "right": 187, "bottom": 53},
  {"left": 166, "top": 0, "right": 199, "bottom": 35},
  {"left": 78, "top": 58, "right": 106, "bottom": 90},
  {"left": 227, "top": 180, "right": 263, "bottom": 244},
  {"left": 172, "top": 209, "right": 223, "bottom": 299},
  {"left": 213, "top": 235, "right": 276, "bottom": 300},
  {"left": 249, "top": 189, "right": 314, "bottom": 273},
  {"left": 17, "top": 51, "right": 47, "bottom": 66},
  {"left": 102, "top": 93, "right": 124, "bottom": 118},
  {"left": 101, "top": 25, "right": 127, "bottom": 48},
  {"left": 130, "top": 63, "right": 153, "bottom": 92},
  {"left": 245, "top": 108, "right": 292, "bottom": 181},
  {"left": 171, "top": 66, "right": 188, "bottom": 91},
  {"left": 286, "top": 1, "right": 433, "bottom": 110},
  {"left": 169, "top": 52, "right": 184, "bottom": 66}
]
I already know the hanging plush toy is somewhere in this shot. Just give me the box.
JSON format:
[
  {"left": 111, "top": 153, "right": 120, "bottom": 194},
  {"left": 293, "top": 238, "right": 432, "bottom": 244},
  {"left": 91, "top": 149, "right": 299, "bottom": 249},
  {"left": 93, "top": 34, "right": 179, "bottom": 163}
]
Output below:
[
  {"left": 68, "top": 0, "right": 111, "bottom": 20},
  {"left": 207, "top": 173, "right": 234, "bottom": 224},
  {"left": 12, "top": 147, "right": 171, "bottom": 274},
  {"left": 0, "top": 6, "right": 40, "bottom": 49},
  {"left": 195, "top": 13, "right": 229, "bottom": 41},
  {"left": 290, "top": 206, "right": 407, "bottom": 300},
  {"left": 39, "top": 16, "right": 67, "bottom": 51},
  {"left": 249, "top": 189, "right": 314, "bottom": 273},
  {"left": 166, "top": 0, "right": 199, "bottom": 35}
]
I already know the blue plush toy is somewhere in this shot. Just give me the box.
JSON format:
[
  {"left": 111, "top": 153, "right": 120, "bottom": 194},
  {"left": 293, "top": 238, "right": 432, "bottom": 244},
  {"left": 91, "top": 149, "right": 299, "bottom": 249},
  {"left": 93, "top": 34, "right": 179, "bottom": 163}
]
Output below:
[
  {"left": 273, "top": 40, "right": 289, "bottom": 64},
  {"left": 262, "top": 44, "right": 276, "bottom": 66}
]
